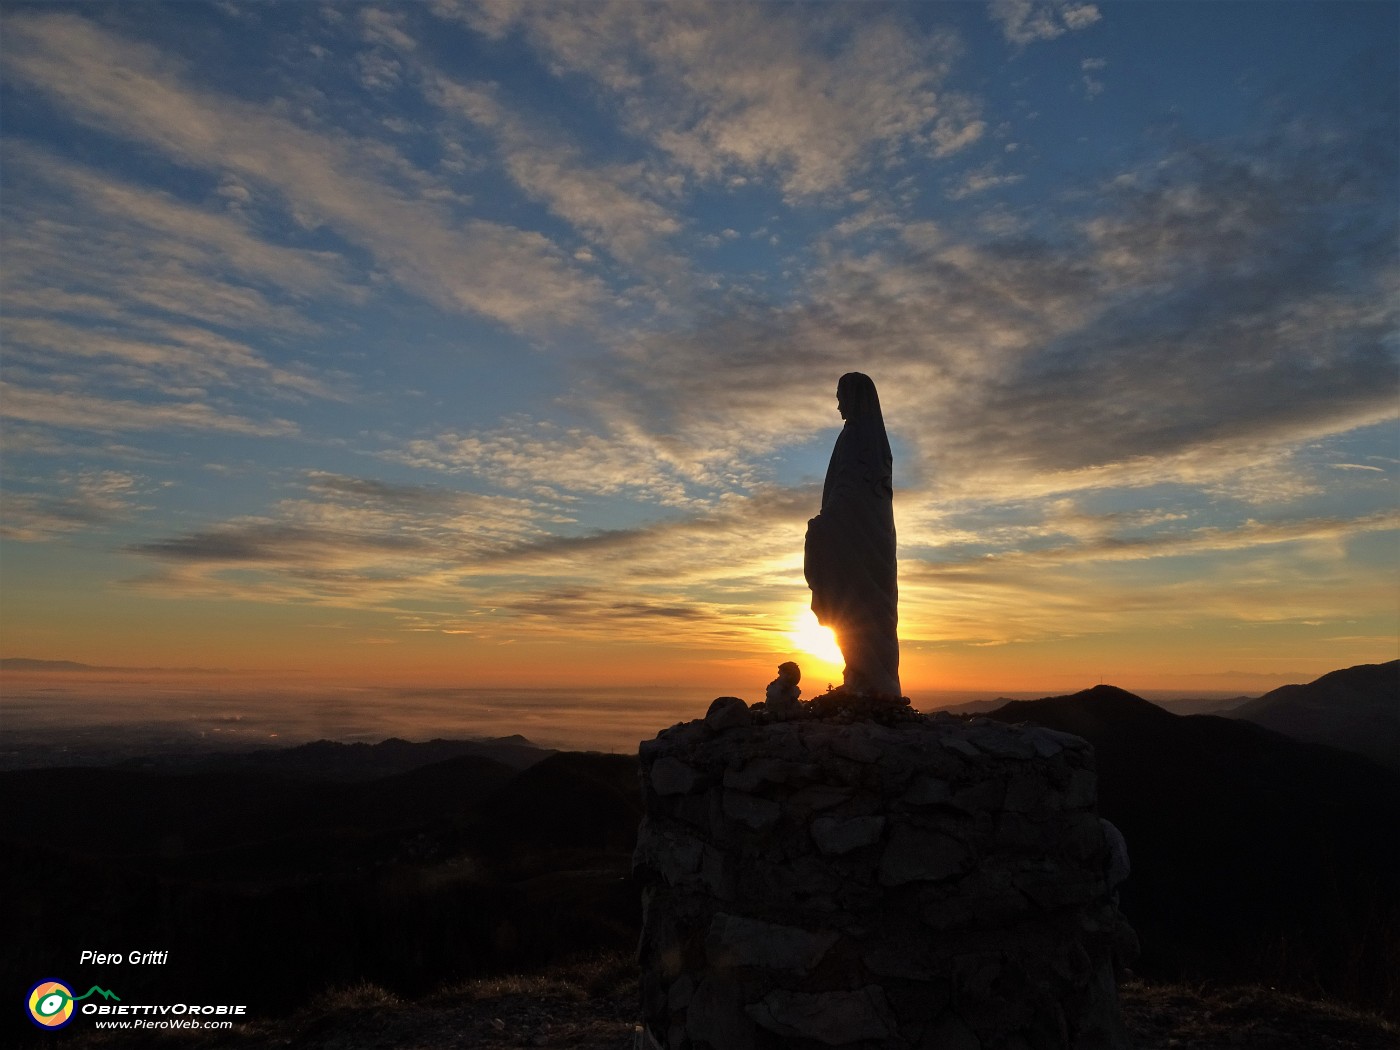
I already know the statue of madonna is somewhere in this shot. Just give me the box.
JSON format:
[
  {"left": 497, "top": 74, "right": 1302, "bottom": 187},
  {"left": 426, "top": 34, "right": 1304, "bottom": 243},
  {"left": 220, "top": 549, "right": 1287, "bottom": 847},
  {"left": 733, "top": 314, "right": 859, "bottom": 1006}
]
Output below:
[{"left": 804, "top": 372, "right": 901, "bottom": 698}]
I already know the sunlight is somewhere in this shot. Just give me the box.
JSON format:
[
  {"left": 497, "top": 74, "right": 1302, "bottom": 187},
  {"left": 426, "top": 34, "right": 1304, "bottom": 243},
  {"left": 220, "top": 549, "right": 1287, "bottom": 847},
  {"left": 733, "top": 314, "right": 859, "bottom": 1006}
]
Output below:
[{"left": 788, "top": 608, "right": 845, "bottom": 668}]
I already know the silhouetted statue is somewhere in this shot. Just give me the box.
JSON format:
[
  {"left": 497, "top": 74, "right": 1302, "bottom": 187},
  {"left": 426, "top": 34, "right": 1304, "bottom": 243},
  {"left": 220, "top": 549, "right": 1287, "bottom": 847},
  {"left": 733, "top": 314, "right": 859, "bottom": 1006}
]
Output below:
[
  {"left": 804, "top": 373, "right": 901, "bottom": 697},
  {"left": 764, "top": 660, "right": 802, "bottom": 720}
]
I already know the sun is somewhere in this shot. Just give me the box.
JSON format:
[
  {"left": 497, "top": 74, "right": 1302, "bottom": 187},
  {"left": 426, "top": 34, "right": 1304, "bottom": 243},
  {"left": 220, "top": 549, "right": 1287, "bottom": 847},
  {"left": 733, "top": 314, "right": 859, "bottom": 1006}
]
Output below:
[{"left": 788, "top": 608, "right": 845, "bottom": 667}]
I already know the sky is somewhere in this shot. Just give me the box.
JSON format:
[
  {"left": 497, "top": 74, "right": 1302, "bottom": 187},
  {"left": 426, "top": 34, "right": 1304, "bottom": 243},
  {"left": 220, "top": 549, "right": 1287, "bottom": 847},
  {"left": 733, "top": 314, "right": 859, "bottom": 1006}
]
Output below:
[{"left": 1, "top": 0, "right": 1396, "bottom": 710}]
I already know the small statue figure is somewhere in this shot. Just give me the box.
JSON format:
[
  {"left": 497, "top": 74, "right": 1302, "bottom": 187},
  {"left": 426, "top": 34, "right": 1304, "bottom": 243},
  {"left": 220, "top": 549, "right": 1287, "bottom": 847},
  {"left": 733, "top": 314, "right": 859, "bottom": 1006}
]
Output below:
[
  {"left": 764, "top": 661, "right": 803, "bottom": 720},
  {"left": 804, "top": 372, "right": 901, "bottom": 698}
]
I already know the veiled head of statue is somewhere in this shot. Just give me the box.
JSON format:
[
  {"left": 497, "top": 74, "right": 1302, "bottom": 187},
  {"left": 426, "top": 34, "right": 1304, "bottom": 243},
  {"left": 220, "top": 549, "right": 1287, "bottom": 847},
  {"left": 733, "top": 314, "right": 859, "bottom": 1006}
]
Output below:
[{"left": 836, "top": 372, "right": 883, "bottom": 422}]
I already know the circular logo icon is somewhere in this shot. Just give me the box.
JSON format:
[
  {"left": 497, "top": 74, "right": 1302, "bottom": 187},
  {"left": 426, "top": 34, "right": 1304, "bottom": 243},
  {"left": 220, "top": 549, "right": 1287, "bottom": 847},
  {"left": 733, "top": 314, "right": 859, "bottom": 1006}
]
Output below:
[{"left": 27, "top": 980, "right": 75, "bottom": 1029}]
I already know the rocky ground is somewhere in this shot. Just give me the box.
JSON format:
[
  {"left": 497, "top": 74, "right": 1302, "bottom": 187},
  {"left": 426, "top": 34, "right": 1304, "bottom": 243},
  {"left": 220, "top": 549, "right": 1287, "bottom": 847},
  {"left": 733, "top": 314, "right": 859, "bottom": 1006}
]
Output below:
[{"left": 62, "top": 954, "right": 1397, "bottom": 1049}]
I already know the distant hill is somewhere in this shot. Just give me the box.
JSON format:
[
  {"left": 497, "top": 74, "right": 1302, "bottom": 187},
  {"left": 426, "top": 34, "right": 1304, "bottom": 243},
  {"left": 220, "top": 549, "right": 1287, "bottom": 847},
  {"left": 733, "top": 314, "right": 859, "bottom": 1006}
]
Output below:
[
  {"left": 931, "top": 694, "right": 1252, "bottom": 717},
  {"left": 931, "top": 697, "right": 1017, "bottom": 715},
  {"left": 121, "top": 734, "right": 556, "bottom": 779},
  {"left": 0, "top": 656, "right": 227, "bottom": 673},
  {"left": 1, "top": 657, "right": 102, "bottom": 671},
  {"left": 1146, "top": 695, "right": 1252, "bottom": 716},
  {"left": 985, "top": 684, "right": 1400, "bottom": 1014},
  {"left": 1226, "top": 661, "right": 1399, "bottom": 771}
]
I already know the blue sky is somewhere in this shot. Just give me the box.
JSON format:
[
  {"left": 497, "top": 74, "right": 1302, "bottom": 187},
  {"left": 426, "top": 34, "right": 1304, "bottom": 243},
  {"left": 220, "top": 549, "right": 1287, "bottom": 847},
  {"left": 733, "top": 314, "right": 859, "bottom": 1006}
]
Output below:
[{"left": 1, "top": 0, "right": 1395, "bottom": 695}]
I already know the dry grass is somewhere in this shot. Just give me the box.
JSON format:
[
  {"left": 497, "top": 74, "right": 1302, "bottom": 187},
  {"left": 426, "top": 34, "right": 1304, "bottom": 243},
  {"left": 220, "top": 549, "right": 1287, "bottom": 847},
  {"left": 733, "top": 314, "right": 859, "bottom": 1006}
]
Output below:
[
  {"left": 430, "top": 950, "right": 637, "bottom": 1004},
  {"left": 58, "top": 959, "right": 1400, "bottom": 1049},
  {"left": 1121, "top": 978, "right": 1400, "bottom": 1049},
  {"left": 306, "top": 980, "right": 403, "bottom": 1012}
]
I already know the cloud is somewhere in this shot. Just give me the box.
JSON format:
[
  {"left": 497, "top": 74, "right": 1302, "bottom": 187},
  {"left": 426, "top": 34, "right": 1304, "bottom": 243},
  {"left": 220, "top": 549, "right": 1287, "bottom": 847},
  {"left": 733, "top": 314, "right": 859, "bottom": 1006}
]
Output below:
[
  {"left": 123, "top": 469, "right": 815, "bottom": 646},
  {"left": 902, "top": 510, "right": 1399, "bottom": 645},
  {"left": 125, "top": 471, "right": 545, "bottom": 605},
  {"left": 945, "top": 164, "right": 1026, "bottom": 200},
  {"left": 0, "top": 383, "right": 297, "bottom": 437},
  {"left": 120, "top": 454, "right": 1399, "bottom": 655},
  {"left": 990, "top": 0, "right": 1102, "bottom": 47},
  {"left": 1, "top": 12, "right": 603, "bottom": 332},
  {"left": 5, "top": 145, "right": 351, "bottom": 303},
  {"left": 438, "top": 0, "right": 982, "bottom": 197},
  {"left": 428, "top": 77, "right": 685, "bottom": 269},
  {"left": 1, "top": 316, "right": 338, "bottom": 403},
  {"left": 396, "top": 123, "right": 1396, "bottom": 514},
  {"left": 583, "top": 117, "right": 1396, "bottom": 509},
  {"left": 358, "top": 6, "right": 418, "bottom": 54},
  {"left": 0, "top": 470, "right": 150, "bottom": 542},
  {"left": 0, "top": 146, "right": 358, "bottom": 445},
  {"left": 913, "top": 509, "right": 1400, "bottom": 575},
  {"left": 392, "top": 417, "right": 745, "bottom": 506},
  {"left": 4, "top": 3, "right": 1391, "bottom": 671},
  {"left": 0, "top": 163, "right": 338, "bottom": 340}
]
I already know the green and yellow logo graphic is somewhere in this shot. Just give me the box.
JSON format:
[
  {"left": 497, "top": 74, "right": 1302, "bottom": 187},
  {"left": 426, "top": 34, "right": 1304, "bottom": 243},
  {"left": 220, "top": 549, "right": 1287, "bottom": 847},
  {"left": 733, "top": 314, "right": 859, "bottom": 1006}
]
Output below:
[{"left": 27, "top": 980, "right": 120, "bottom": 1029}]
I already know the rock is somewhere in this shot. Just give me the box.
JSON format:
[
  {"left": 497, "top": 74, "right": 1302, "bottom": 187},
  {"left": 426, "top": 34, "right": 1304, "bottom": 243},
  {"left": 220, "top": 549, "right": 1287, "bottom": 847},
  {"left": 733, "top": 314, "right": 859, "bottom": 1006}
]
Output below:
[
  {"left": 721, "top": 789, "right": 781, "bottom": 830},
  {"left": 705, "top": 696, "right": 751, "bottom": 732},
  {"left": 642, "top": 720, "right": 708, "bottom": 760},
  {"left": 828, "top": 728, "right": 883, "bottom": 763},
  {"left": 722, "top": 757, "right": 792, "bottom": 793},
  {"left": 650, "top": 756, "right": 699, "bottom": 796},
  {"left": 1004, "top": 771, "right": 1059, "bottom": 813},
  {"left": 864, "top": 938, "right": 947, "bottom": 980},
  {"left": 764, "top": 661, "right": 804, "bottom": 721},
  {"left": 1065, "top": 768, "right": 1098, "bottom": 808},
  {"left": 746, "top": 986, "right": 892, "bottom": 1044},
  {"left": 924, "top": 1010, "right": 982, "bottom": 1050},
  {"left": 952, "top": 777, "right": 1006, "bottom": 811},
  {"left": 1025, "top": 725, "right": 1090, "bottom": 757},
  {"left": 706, "top": 913, "right": 838, "bottom": 973},
  {"left": 699, "top": 843, "right": 735, "bottom": 901},
  {"left": 905, "top": 775, "right": 953, "bottom": 805},
  {"left": 667, "top": 974, "right": 694, "bottom": 1011},
  {"left": 810, "top": 813, "right": 886, "bottom": 855},
  {"left": 633, "top": 821, "right": 703, "bottom": 883},
  {"left": 966, "top": 722, "right": 1037, "bottom": 758},
  {"left": 879, "top": 825, "right": 973, "bottom": 885},
  {"left": 943, "top": 733, "right": 982, "bottom": 757},
  {"left": 919, "top": 894, "right": 977, "bottom": 931},
  {"left": 687, "top": 977, "right": 755, "bottom": 1050},
  {"left": 788, "top": 784, "right": 853, "bottom": 812},
  {"left": 1014, "top": 870, "right": 1103, "bottom": 908}
]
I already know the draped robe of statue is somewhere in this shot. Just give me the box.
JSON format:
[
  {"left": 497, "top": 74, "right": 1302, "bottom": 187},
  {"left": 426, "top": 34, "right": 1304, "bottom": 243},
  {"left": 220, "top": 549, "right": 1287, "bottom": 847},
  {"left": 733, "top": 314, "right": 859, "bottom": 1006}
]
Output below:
[{"left": 804, "top": 373, "right": 901, "bottom": 698}]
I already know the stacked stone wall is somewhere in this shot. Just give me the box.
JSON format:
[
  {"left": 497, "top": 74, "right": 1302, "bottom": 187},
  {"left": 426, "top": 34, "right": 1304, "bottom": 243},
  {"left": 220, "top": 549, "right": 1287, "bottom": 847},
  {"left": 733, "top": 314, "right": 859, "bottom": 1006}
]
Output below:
[{"left": 634, "top": 707, "right": 1134, "bottom": 1049}]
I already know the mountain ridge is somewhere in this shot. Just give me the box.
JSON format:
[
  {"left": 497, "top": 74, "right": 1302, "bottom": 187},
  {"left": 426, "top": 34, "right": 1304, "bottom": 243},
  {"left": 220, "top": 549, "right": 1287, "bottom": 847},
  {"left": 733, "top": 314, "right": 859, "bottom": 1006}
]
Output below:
[
  {"left": 1226, "top": 660, "right": 1399, "bottom": 771},
  {"left": 982, "top": 680, "right": 1400, "bottom": 1015}
]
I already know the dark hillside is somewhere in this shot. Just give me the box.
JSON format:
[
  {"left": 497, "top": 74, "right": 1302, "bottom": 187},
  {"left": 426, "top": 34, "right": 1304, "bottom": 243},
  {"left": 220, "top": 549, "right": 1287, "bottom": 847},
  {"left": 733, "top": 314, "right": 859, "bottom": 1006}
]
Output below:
[
  {"left": 986, "top": 685, "right": 1400, "bottom": 1015},
  {"left": 477, "top": 751, "right": 642, "bottom": 857},
  {"left": 119, "top": 734, "right": 556, "bottom": 779},
  {"left": 0, "top": 754, "right": 519, "bottom": 877},
  {"left": 1228, "top": 661, "right": 1399, "bottom": 771},
  {"left": 0, "top": 749, "right": 641, "bottom": 1043}
]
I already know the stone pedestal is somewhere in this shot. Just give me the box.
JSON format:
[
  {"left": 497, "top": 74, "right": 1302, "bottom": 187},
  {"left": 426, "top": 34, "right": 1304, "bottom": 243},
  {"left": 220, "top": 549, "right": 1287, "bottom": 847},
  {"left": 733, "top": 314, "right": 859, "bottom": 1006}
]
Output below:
[{"left": 634, "top": 710, "right": 1134, "bottom": 1050}]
